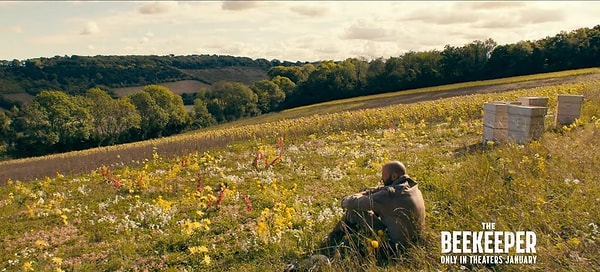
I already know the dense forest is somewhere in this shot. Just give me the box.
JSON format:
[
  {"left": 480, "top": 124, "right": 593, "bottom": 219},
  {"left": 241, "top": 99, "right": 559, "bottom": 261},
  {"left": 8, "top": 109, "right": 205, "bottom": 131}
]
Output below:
[{"left": 0, "top": 25, "right": 599, "bottom": 158}]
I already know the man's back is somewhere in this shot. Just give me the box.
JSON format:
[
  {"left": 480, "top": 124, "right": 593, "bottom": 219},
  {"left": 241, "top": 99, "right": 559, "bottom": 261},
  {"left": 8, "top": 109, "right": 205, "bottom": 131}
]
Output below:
[
  {"left": 382, "top": 177, "right": 425, "bottom": 248},
  {"left": 342, "top": 176, "right": 425, "bottom": 248}
]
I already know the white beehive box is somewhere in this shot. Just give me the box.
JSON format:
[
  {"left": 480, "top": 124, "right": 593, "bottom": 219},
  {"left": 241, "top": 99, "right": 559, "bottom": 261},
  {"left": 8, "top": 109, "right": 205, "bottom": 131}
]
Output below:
[
  {"left": 555, "top": 94, "right": 584, "bottom": 126},
  {"left": 518, "top": 96, "right": 549, "bottom": 107},
  {"left": 482, "top": 101, "right": 522, "bottom": 143},
  {"left": 507, "top": 105, "right": 547, "bottom": 144}
]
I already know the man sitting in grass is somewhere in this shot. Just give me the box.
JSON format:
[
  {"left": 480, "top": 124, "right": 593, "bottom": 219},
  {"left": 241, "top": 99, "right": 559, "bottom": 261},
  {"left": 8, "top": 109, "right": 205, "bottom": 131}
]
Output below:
[
  {"left": 285, "top": 161, "right": 425, "bottom": 271},
  {"left": 325, "top": 161, "right": 426, "bottom": 256}
]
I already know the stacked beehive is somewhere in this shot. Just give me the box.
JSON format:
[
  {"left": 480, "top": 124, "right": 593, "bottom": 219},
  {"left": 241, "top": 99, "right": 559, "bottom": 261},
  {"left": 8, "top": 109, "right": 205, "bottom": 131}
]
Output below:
[
  {"left": 507, "top": 105, "right": 548, "bottom": 144},
  {"left": 482, "top": 97, "right": 549, "bottom": 144},
  {"left": 555, "top": 94, "right": 584, "bottom": 126},
  {"left": 484, "top": 94, "right": 587, "bottom": 144},
  {"left": 482, "top": 101, "right": 520, "bottom": 143}
]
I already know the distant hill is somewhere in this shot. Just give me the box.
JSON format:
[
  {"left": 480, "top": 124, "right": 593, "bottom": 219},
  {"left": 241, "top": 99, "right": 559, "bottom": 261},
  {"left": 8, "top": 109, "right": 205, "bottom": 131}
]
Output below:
[
  {"left": 112, "top": 66, "right": 269, "bottom": 98},
  {"left": 0, "top": 54, "right": 302, "bottom": 110}
]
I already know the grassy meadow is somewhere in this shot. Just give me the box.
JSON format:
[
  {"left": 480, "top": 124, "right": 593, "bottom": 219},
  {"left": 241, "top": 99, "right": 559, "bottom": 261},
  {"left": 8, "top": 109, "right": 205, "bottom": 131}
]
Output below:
[{"left": 1, "top": 73, "right": 600, "bottom": 271}]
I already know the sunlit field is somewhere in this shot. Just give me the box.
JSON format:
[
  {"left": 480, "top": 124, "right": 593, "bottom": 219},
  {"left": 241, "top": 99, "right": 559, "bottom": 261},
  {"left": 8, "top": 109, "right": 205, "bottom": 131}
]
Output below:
[{"left": 1, "top": 77, "right": 600, "bottom": 271}]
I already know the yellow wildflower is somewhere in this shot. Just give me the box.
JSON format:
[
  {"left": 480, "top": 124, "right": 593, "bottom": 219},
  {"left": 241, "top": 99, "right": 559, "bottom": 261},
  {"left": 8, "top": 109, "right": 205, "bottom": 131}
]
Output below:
[
  {"left": 23, "top": 261, "right": 33, "bottom": 271},
  {"left": 181, "top": 220, "right": 202, "bottom": 236},
  {"left": 198, "top": 246, "right": 209, "bottom": 253},
  {"left": 370, "top": 240, "right": 379, "bottom": 249},
  {"left": 35, "top": 240, "right": 49, "bottom": 248},
  {"left": 203, "top": 254, "right": 211, "bottom": 265},
  {"left": 189, "top": 245, "right": 209, "bottom": 255},
  {"left": 51, "top": 257, "right": 63, "bottom": 265},
  {"left": 257, "top": 221, "right": 268, "bottom": 236},
  {"left": 567, "top": 237, "right": 581, "bottom": 246}
]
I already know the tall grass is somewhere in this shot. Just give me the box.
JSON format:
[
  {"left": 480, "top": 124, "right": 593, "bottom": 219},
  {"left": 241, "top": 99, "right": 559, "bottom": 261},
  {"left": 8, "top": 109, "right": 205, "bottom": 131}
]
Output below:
[{"left": 0, "top": 78, "right": 599, "bottom": 271}]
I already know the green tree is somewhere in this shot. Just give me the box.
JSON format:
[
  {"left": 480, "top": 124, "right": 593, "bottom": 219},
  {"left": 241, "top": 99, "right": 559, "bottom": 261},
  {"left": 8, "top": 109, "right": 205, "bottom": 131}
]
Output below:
[
  {"left": 129, "top": 85, "right": 189, "bottom": 138},
  {"left": 85, "top": 88, "right": 141, "bottom": 145},
  {"left": 344, "top": 58, "right": 369, "bottom": 93},
  {"left": 0, "top": 110, "right": 11, "bottom": 148},
  {"left": 366, "top": 58, "right": 386, "bottom": 94},
  {"left": 15, "top": 90, "right": 92, "bottom": 155},
  {"left": 142, "top": 85, "right": 190, "bottom": 134},
  {"left": 383, "top": 57, "right": 406, "bottom": 92},
  {"left": 250, "top": 79, "right": 285, "bottom": 113},
  {"left": 267, "top": 66, "right": 305, "bottom": 84},
  {"left": 271, "top": 75, "right": 296, "bottom": 97},
  {"left": 129, "top": 91, "right": 169, "bottom": 138},
  {"left": 190, "top": 99, "right": 217, "bottom": 129},
  {"left": 204, "top": 81, "right": 259, "bottom": 123}
]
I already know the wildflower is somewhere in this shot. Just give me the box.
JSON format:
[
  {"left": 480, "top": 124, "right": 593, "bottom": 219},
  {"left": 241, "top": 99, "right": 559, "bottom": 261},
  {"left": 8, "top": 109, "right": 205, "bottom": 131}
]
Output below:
[
  {"left": 567, "top": 237, "right": 581, "bottom": 246},
  {"left": 371, "top": 240, "right": 379, "bottom": 249},
  {"left": 216, "top": 187, "right": 226, "bottom": 205},
  {"left": 23, "top": 261, "right": 34, "bottom": 271},
  {"left": 257, "top": 221, "right": 268, "bottom": 236},
  {"left": 35, "top": 240, "right": 49, "bottom": 248},
  {"left": 61, "top": 214, "right": 68, "bottom": 225},
  {"left": 189, "top": 245, "right": 209, "bottom": 255},
  {"left": 110, "top": 177, "right": 121, "bottom": 189},
  {"left": 203, "top": 254, "right": 211, "bottom": 265},
  {"left": 51, "top": 257, "right": 63, "bottom": 265},
  {"left": 197, "top": 246, "right": 209, "bottom": 253},
  {"left": 243, "top": 195, "right": 253, "bottom": 212},
  {"left": 137, "top": 174, "right": 145, "bottom": 187},
  {"left": 181, "top": 220, "right": 201, "bottom": 236}
]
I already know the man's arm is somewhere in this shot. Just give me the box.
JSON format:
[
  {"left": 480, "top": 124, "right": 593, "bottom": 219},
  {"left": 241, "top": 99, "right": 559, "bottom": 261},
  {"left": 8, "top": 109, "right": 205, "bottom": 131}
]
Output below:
[{"left": 341, "top": 188, "right": 389, "bottom": 211}]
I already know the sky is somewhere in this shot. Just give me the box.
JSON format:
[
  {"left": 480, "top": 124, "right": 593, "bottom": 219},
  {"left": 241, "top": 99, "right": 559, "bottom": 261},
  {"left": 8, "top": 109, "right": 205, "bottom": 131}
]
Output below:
[{"left": 0, "top": 1, "right": 599, "bottom": 62}]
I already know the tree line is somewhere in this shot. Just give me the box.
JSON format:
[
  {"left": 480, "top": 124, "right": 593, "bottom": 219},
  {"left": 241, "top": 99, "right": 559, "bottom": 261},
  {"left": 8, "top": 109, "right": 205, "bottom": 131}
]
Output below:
[
  {"left": 0, "top": 54, "right": 305, "bottom": 96},
  {"left": 0, "top": 25, "right": 598, "bottom": 158}
]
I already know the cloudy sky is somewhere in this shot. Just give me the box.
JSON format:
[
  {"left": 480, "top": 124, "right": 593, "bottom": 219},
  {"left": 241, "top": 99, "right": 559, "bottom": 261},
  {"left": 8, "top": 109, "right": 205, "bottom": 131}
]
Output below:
[{"left": 0, "top": 1, "right": 598, "bottom": 62}]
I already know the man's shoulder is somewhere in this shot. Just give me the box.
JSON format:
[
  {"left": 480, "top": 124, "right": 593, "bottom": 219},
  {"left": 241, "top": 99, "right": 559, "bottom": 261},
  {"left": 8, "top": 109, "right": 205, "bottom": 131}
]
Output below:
[{"left": 392, "top": 176, "right": 417, "bottom": 187}]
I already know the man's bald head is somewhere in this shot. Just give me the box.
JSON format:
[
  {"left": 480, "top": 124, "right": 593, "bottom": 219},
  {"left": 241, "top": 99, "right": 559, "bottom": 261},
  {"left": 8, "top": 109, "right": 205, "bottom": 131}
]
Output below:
[{"left": 381, "top": 161, "right": 407, "bottom": 185}]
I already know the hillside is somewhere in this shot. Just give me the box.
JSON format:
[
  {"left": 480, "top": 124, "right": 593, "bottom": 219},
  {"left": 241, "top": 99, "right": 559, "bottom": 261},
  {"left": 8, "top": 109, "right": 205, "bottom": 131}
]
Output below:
[
  {"left": 1, "top": 69, "right": 599, "bottom": 183},
  {"left": 0, "top": 54, "right": 279, "bottom": 109},
  {"left": 0, "top": 75, "right": 598, "bottom": 271},
  {"left": 111, "top": 66, "right": 269, "bottom": 98}
]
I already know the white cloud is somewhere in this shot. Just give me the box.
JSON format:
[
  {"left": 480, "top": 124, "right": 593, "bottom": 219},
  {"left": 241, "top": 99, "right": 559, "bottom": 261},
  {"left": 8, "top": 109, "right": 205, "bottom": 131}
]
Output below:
[
  {"left": 289, "top": 5, "right": 329, "bottom": 17},
  {"left": 1, "top": 1, "right": 600, "bottom": 61},
  {"left": 518, "top": 8, "right": 565, "bottom": 24},
  {"left": 221, "top": 1, "right": 259, "bottom": 11},
  {"left": 340, "top": 19, "right": 399, "bottom": 42},
  {"left": 138, "top": 1, "right": 178, "bottom": 15},
  {"left": 455, "top": 2, "right": 527, "bottom": 10},
  {"left": 80, "top": 21, "right": 100, "bottom": 35},
  {"left": 403, "top": 7, "right": 479, "bottom": 25}
]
